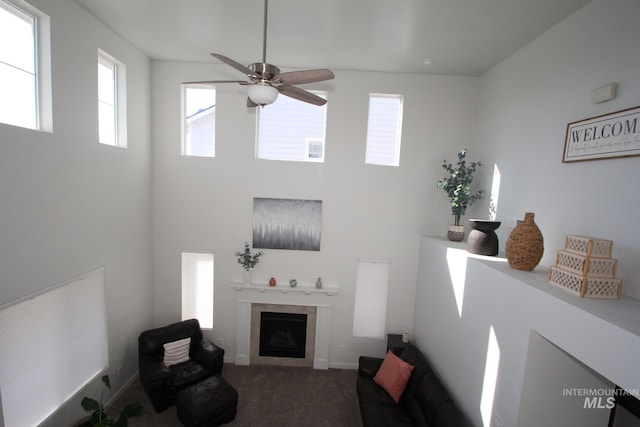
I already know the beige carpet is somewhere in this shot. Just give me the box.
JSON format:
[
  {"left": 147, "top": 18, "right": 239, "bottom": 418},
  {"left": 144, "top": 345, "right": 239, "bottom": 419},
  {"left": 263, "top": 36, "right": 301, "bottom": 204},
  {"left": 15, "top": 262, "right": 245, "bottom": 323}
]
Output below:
[{"left": 114, "top": 363, "right": 362, "bottom": 427}]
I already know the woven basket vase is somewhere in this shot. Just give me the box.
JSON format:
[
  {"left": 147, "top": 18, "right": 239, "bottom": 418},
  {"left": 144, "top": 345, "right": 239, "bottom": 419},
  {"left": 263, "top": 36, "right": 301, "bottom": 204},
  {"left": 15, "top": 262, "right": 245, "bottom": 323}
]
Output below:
[{"left": 505, "top": 212, "right": 544, "bottom": 271}]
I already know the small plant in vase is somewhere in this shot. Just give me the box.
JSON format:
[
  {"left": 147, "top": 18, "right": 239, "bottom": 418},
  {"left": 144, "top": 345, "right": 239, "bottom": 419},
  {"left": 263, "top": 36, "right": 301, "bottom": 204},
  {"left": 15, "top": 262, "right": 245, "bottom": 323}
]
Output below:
[
  {"left": 235, "top": 242, "right": 263, "bottom": 284},
  {"left": 437, "top": 149, "right": 484, "bottom": 241},
  {"left": 79, "top": 374, "right": 141, "bottom": 427}
]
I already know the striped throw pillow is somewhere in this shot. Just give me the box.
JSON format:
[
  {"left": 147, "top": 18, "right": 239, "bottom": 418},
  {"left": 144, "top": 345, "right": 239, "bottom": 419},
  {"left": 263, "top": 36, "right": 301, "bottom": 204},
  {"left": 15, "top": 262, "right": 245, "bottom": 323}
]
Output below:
[{"left": 163, "top": 337, "right": 191, "bottom": 367}]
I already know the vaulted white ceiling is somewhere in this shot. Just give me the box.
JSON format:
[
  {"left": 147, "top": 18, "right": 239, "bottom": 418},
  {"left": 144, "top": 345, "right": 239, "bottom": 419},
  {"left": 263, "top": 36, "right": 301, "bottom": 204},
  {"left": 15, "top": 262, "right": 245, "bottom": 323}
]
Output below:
[{"left": 74, "top": 0, "right": 591, "bottom": 76}]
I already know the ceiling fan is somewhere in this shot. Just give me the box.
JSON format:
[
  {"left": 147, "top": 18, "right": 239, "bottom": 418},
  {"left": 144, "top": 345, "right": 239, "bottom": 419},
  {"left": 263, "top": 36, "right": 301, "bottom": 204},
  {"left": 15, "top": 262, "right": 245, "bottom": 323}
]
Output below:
[{"left": 184, "top": 0, "right": 335, "bottom": 108}]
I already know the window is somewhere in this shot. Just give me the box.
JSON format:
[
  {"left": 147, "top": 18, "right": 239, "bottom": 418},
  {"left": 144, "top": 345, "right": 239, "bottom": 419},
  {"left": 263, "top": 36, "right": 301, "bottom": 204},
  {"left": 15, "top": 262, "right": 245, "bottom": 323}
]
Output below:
[
  {"left": 182, "top": 85, "right": 215, "bottom": 157},
  {"left": 182, "top": 252, "right": 214, "bottom": 329},
  {"left": 352, "top": 259, "right": 390, "bottom": 338},
  {"left": 365, "top": 94, "right": 403, "bottom": 166},
  {"left": 98, "top": 49, "right": 126, "bottom": 147},
  {"left": 0, "top": 0, "right": 51, "bottom": 131},
  {"left": 0, "top": 269, "right": 108, "bottom": 427},
  {"left": 257, "top": 91, "right": 328, "bottom": 162}
]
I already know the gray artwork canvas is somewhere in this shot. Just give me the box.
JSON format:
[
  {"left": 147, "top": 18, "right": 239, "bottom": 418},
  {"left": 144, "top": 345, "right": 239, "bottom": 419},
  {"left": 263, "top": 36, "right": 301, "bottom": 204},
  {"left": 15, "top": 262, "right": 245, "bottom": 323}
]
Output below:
[{"left": 253, "top": 198, "right": 322, "bottom": 251}]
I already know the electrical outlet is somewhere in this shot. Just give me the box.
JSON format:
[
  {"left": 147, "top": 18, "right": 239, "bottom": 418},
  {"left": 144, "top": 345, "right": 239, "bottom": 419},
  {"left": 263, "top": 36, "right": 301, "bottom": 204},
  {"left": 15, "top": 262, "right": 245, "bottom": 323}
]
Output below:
[{"left": 493, "top": 412, "right": 503, "bottom": 427}]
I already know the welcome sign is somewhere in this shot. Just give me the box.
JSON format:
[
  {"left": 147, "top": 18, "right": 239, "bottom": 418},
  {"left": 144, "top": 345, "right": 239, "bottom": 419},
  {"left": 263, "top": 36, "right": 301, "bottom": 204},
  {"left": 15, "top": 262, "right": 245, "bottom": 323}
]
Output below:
[{"left": 562, "top": 106, "right": 640, "bottom": 162}]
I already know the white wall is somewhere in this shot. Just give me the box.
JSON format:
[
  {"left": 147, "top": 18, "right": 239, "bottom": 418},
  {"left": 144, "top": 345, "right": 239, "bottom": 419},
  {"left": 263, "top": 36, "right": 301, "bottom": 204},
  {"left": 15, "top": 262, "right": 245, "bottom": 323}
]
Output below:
[
  {"left": 150, "top": 60, "right": 480, "bottom": 366},
  {"left": 517, "top": 332, "right": 613, "bottom": 427},
  {"left": 412, "top": 1, "right": 640, "bottom": 426},
  {"left": 477, "top": 0, "right": 640, "bottom": 299},
  {"left": 0, "top": 1, "right": 152, "bottom": 425}
]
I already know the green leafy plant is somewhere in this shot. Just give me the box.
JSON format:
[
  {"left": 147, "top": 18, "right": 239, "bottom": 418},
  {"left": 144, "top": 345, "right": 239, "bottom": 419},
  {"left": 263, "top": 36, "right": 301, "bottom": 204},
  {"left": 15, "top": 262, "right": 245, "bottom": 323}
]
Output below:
[
  {"left": 235, "top": 242, "right": 264, "bottom": 271},
  {"left": 81, "top": 375, "right": 142, "bottom": 427},
  {"left": 437, "top": 149, "right": 484, "bottom": 226}
]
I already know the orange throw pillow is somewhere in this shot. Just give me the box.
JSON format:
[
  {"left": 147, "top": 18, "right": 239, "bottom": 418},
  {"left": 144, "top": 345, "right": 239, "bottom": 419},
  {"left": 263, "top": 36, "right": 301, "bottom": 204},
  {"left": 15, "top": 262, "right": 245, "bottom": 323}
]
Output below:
[{"left": 373, "top": 350, "right": 415, "bottom": 403}]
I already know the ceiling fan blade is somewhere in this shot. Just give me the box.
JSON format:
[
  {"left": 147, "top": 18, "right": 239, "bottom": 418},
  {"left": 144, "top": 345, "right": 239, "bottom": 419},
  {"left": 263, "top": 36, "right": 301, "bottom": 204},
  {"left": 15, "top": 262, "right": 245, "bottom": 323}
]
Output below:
[
  {"left": 279, "top": 85, "right": 327, "bottom": 106},
  {"left": 247, "top": 97, "right": 258, "bottom": 108},
  {"left": 182, "top": 80, "right": 247, "bottom": 85},
  {"left": 211, "top": 53, "right": 256, "bottom": 78},
  {"left": 273, "top": 69, "right": 335, "bottom": 86}
]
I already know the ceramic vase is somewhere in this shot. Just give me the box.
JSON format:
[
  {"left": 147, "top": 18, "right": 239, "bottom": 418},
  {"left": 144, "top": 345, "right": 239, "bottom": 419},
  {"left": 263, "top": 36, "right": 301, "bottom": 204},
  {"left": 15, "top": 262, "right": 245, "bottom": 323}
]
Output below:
[
  {"left": 505, "top": 212, "right": 544, "bottom": 271},
  {"left": 467, "top": 219, "right": 501, "bottom": 256},
  {"left": 447, "top": 225, "right": 465, "bottom": 242},
  {"left": 243, "top": 270, "right": 251, "bottom": 285}
]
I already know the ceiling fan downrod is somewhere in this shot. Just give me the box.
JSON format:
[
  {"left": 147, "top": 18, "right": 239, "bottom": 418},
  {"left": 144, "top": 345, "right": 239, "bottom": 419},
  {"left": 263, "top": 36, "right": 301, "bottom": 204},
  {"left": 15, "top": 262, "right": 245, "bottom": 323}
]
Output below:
[{"left": 262, "top": 0, "right": 269, "bottom": 64}]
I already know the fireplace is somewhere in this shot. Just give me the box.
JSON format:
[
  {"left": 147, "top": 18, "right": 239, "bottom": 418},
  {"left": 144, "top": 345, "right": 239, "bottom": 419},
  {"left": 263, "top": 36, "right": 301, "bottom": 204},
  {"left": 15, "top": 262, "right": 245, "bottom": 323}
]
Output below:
[
  {"left": 259, "top": 311, "right": 307, "bottom": 358},
  {"left": 249, "top": 303, "right": 317, "bottom": 367}
]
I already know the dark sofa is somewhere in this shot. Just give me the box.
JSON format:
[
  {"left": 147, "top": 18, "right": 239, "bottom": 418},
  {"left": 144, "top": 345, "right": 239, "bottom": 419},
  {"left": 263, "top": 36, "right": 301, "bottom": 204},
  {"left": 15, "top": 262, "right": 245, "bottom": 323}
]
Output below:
[
  {"left": 357, "top": 343, "right": 470, "bottom": 427},
  {"left": 138, "top": 319, "right": 225, "bottom": 412}
]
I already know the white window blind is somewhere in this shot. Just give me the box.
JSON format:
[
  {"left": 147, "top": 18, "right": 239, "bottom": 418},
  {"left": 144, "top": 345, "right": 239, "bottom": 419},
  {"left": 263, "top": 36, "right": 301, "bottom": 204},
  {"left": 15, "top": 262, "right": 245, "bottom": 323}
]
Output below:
[
  {"left": 0, "top": 269, "right": 109, "bottom": 427},
  {"left": 365, "top": 94, "right": 403, "bottom": 166},
  {"left": 257, "top": 91, "right": 327, "bottom": 162},
  {"left": 182, "top": 85, "right": 216, "bottom": 157},
  {"left": 353, "top": 259, "right": 390, "bottom": 338},
  {"left": 182, "top": 252, "right": 214, "bottom": 329}
]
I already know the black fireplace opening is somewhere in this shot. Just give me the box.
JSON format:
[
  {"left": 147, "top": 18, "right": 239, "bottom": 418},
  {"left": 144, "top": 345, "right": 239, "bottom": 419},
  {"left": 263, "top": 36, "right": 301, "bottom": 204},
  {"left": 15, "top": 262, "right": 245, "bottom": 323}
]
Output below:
[{"left": 259, "top": 311, "right": 307, "bottom": 358}]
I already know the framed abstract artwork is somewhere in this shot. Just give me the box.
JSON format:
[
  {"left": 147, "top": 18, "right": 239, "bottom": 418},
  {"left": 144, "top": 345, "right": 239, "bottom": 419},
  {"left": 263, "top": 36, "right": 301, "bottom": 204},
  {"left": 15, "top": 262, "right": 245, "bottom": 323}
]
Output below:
[{"left": 252, "top": 198, "right": 322, "bottom": 251}]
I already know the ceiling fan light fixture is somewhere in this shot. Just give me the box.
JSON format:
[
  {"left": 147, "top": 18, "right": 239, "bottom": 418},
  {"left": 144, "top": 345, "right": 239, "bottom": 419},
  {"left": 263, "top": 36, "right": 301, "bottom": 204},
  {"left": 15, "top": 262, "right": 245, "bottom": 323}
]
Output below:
[{"left": 248, "top": 83, "right": 278, "bottom": 106}]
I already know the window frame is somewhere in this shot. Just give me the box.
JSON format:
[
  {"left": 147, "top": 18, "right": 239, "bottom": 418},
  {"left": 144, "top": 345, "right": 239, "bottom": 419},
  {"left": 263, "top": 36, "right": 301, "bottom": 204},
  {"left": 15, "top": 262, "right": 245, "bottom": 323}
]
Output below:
[
  {"left": 181, "top": 84, "right": 216, "bottom": 157},
  {"left": 256, "top": 90, "right": 328, "bottom": 163},
  {"left": 352, "top": 258, "right": 390, "bottom": 339},
  {"left": 0, "top": 0, "right": 52, "bottom": 132},
  {"left": 365, "top": 93, "right": 404, "bottom": 167},
  {"left": 181, "top": 251, "right": 214, "bottom": 329},
  {"left": 97, "top": 49, "right": 127, "bottom": 147}
]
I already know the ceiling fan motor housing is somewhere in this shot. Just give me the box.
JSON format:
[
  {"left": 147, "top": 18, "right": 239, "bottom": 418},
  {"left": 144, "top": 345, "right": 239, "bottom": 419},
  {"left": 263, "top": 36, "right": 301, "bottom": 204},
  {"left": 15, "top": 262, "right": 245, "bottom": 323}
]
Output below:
[{"left": 250, "top": 63, "right": 280, "bottom": 81}]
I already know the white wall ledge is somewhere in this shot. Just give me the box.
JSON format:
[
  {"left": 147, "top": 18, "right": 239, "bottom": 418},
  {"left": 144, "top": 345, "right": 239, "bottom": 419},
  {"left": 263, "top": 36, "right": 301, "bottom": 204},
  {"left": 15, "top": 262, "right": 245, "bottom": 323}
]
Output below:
[
  {"left": 415, "top": 236, "right": 640, "bottom": 426},
  {"left": 421, "top": 235, "right": 640, "bottom": 337},
  {"left": 473, "top": 256, "right": 640, "bottom": 338}
]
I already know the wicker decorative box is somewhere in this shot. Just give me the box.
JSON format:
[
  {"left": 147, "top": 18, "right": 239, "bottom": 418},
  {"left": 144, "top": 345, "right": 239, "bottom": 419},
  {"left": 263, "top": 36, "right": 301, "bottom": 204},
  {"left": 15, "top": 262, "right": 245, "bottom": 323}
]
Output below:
[
  {"left": 555, "top": 250, "right": 618, "bottom": 278},
  {"left": 564, "top": 235, "right": 613, "bottom": 258},
  {"left": 548, "top": 266, "right": 622, "bottom": 299}
]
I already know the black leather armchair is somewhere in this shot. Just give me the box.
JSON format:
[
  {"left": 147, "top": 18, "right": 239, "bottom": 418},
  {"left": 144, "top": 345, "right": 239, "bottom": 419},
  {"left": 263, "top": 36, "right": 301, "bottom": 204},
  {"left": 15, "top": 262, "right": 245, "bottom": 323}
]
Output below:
[{"left": 138, "top": 319, "right": 224, "bottom": 412}]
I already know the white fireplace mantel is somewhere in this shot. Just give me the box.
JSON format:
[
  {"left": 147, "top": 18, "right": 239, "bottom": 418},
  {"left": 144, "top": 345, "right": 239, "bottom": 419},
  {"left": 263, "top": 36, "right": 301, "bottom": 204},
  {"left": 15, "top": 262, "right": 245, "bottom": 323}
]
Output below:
[
  {"left": 231, "top": 282, "right": 338, "bottom": 296},
  {"left": 232, "top": 283, "right": 338, "bottom": 369}
]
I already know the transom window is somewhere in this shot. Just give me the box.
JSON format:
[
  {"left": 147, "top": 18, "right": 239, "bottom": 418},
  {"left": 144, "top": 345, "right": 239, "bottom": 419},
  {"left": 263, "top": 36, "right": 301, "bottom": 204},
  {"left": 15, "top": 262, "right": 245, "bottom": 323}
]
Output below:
[
  {"left": 257, "top": 91, "right": 328, "bottom": 162},
  {"left": 0, "top": 0, "right": 51, "bottom": 131},
  {"left": 182, "top": 85, "right": 216, "bottom": 157},
  {"left": 98, "top": 49, "right": 127, "bottom": 147},
  {"left": 365, "top": 94, "right": 403, "bottom": 166}
]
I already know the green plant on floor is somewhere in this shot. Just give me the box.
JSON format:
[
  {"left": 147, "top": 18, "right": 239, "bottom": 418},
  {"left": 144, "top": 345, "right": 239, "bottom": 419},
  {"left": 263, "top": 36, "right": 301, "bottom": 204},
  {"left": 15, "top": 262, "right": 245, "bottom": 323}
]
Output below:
[
  {"left": 437, "top": 149, "right": 484, "bottom": 226},
  {"left": 81, "top": 375, "right": 142, "bottom": 427},
  {"left": 235, "top": 241, "right": 264, "bottom": 271}
]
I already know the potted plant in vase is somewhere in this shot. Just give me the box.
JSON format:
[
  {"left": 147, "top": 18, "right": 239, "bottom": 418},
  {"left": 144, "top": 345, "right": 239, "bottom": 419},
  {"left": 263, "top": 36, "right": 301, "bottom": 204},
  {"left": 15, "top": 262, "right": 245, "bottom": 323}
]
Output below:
[
  {"left": 235, "top": 241, "right": 264, "bottom": 284},
  {"left": 437, "top": 149, "right": 484, "bottom": 241},
  {"left": 78, "top": 374, "right": 141, "bottom": 427}
]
